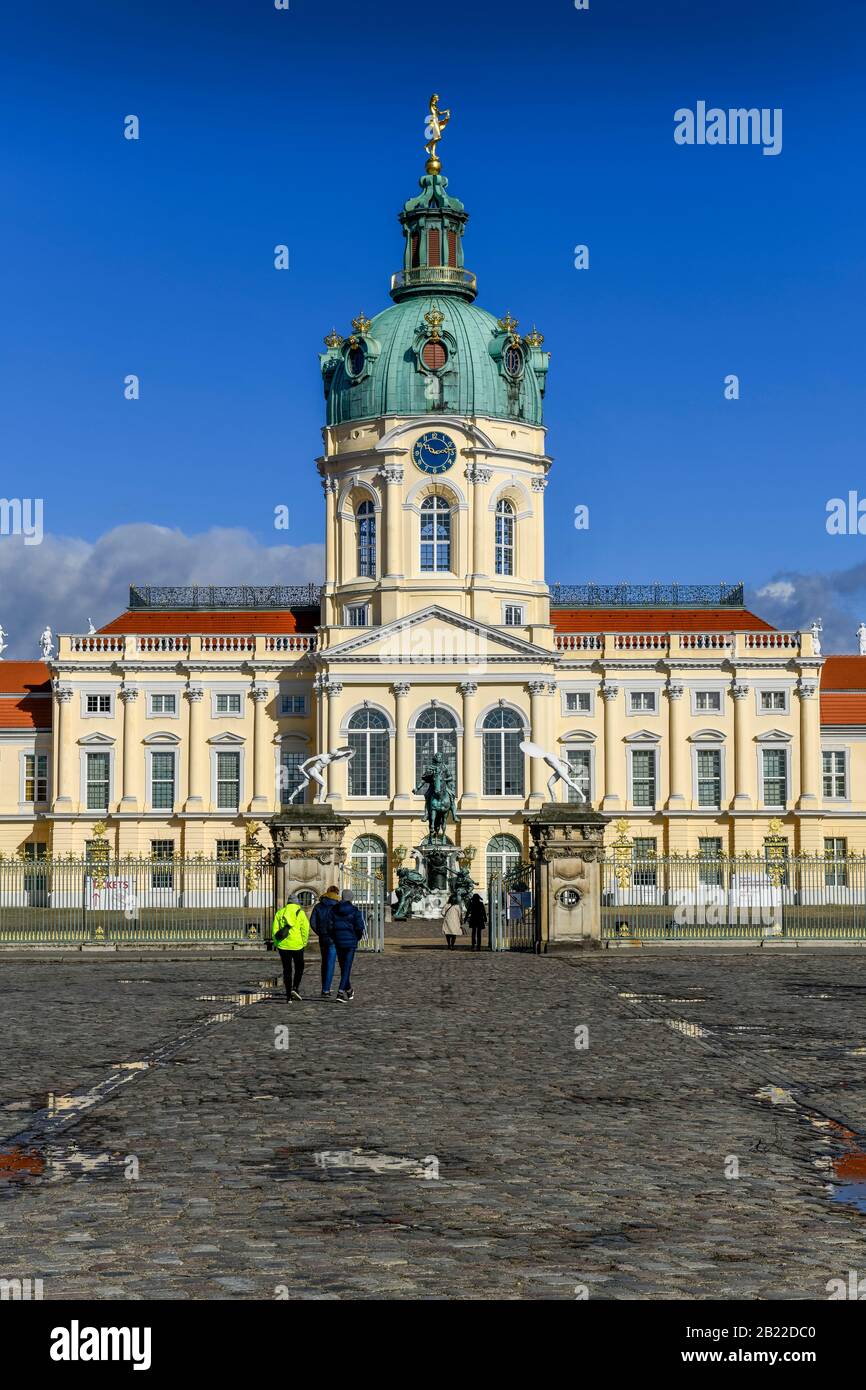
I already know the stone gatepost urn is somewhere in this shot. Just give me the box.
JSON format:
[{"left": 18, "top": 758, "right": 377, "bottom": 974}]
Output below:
[
  {"left": 266, "top": 805, "right": 351, "bottom": 910},
  {"left": 524, "top": 804, "right": 609, "bottom": 949}
]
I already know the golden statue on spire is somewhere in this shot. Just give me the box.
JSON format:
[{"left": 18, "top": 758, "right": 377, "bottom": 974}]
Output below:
[{"left": 424, "top": 93, "right": 451, "bottom": 174}]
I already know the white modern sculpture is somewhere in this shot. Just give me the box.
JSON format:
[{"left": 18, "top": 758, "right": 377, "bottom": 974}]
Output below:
[
  {"left": 810, "top": 619, "right": 823, "bottom": 656},
  {"left": 857, "top": 622, "right": 866, "bottom": 656},
  {"left": 39, "top": 626, "right": 54, "bottom": 660},
  {"left": 520, "top": 740, "right": 588, "bottom": 803},
  {"left": 288, "top": 746, "right": 355, "bottom": 805},
  {"left": 0, "top": 624, "right": 7, "bottom": 659},
  {"left": 87, "top": 618, "right": 96, "bottom": 635}
]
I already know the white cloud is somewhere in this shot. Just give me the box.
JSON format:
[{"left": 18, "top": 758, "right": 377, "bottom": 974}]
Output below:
[
  {"left": 756, "top": 580, "right": 795, "bottom": 604},
  {"left": 0, "top": 524, "right": 324, "bottom": 659}
]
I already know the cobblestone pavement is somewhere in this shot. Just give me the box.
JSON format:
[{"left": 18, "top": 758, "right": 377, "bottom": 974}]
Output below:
[{"left": 1, "top": 947, "right": 866, "bottom": 1299}]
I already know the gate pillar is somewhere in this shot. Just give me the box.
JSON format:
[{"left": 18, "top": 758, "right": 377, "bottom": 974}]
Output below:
[
  {"left": 524, "top": 804, "right": 608, "bottom": 949},
  {"left": 266, "top": 805, "right": 351, "bottom": 911}
]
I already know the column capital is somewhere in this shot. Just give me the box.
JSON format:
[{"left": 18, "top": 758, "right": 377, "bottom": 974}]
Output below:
[
  {"left": 326, "top": 681, "right": 343, "bottom": 698},
  {"left": 527, "top": 679, "right": 552, "bottom": 696},
  {"left": 731, "top": 682, "right": 750, "bottom": 701},
  {"left": 53, "top": 684, "right": 74, "bottom": 704},
  {"left": 530, "top": 476, "right": 549, "bottom": 492},
  {"left": 665, "top": 683, "right": 685, "bottom": 701},
  {"left": 464, "top": 464, "right": 493, "bottom": 485},
  {"left": 186, "top": 685, "right": 205, "bottom": 703},
  {"left": 601, "top": 683, "right": 620, "bottom": 702},
  {"left": 392, "top": 681, "right": 411, "bottom": 698},
  {"left": 251, "top": 685, "right": 271, "bottom": 703},
  {"left": 378, "top": 465, "right": 404, "bottom": 485},
  {"left": 796, "top": 680, "right": 818, "bottom": 699},
  {"left": 118, "top": 685, "right": 140, "bottom": 704},
  {"left": 458, "top": 681, "right": 478, "bottom": 696},
  {"left": 320, "top": 476, "right": 339, "bottom": 495}
]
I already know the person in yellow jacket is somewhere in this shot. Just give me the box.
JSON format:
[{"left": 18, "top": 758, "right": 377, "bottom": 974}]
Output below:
[{"left": 272, "top": 897, "right": 311, "bottom": 1003}]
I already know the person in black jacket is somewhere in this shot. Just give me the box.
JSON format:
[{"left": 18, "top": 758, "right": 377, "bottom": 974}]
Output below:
[
  {"left": 331, "top": 889, "right": 366, "bottom": 1002},
  {"left": 310, "top": 885, "right": 340, "bottom": 998},
  {"left": 467, "top": 892, "right": 487, "bottom": 951}
]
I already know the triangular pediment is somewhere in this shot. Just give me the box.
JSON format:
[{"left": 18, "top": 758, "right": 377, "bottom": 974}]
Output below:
[
  {"left": 754, "top": 728, "right": 792, "bottom": 743},
  {"left": 323, "top": 605, "right": 553, "bottom": 666},
  {"left": 623, "top": 729, "right": 661, "bottom": 744},
  {"left": 78, "top": 732, "right": 115, "bottom": 746}
]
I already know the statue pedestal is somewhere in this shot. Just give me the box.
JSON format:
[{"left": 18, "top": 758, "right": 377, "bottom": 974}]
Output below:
[
  {"left": 266, "top": 805, "right": 351, "bottom": 908},
  {"left": 524, "top": 804, "right": 608, "bottom": 948}
]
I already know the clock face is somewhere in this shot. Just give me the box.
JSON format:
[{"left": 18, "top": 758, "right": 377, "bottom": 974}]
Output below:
[{"left": 413, "top": 431, "right": 457, "bottom": 475}]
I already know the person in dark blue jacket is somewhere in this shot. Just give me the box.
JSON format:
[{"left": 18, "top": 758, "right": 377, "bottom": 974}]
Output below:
[
  {"left": 310, "top": 886, "right": 340, "bottom": 998},
  {"left": 331, "top": 890, "right": 366, "bottom": 1003}
]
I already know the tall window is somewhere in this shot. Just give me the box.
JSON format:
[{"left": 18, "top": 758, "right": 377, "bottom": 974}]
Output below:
[
  {"left": 698, "top": 837, "right": 723, "bottom": 886},
  {"left": 86, "top": 752, "right": 110, "bottom": 811},
  {"left": 822, "top": 750, "right": 847, "bottom": 798},
  {"left": 150, "top": 752, "right": 176, "bottom": 810},
  {"left": 420, "top": 495, "right": 451, "bottom": 572},
  {"left": 565, "top": 748, "right": 591, "bottom": 803},
  {"left": 351, "top": 835, "right": 387, "bottom": 879},
  {"left": 762, "top": 749, "right": 787, "bottom": 806},
  {"left": 483, "top": 708, "right": 524, "bottom": 796},
  {"left": 495, "top": 498, "right": 515, "bottom": 576},
  {"left": 357, "top": 499, "right": 376, "bottom": 577},
  {"left": 216, "top": 839, "right": 241, "bottom": 888},
  {"left": 486, "top": 833, "right": 522, "bottom": 885},
  {"left": 24, "top": 753, "right": 48, "bottom": 803},
  {"left": 632, "top": 837, "right": 657, "bottom": 887},
  {"left": 280, "top": 749, "right": 305, "bottom": 805},
  {"left": 824, "top": 836, "right": 848, "bottom": 887},
  {"left": 150, "top": 839, "right": 174, "bottom": 890},
  {"left": 217, "top": 751, "right": 241, "bottom": 809},
  {"left": 696, "top": 749, "right": 721, "bottom": 807},
  {"left": 348, "top": 708, "right": 390, "bottom": 797},
  {"left": 414, "top": 706, "right": 458, "bottom": 792},
  {"left": 631, "top": 750, "right": 656, "bottom": 808}
]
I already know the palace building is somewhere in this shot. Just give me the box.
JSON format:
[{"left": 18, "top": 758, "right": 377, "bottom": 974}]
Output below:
[{"left": 3, "top": 125, "right": 866, "bottom": 889}]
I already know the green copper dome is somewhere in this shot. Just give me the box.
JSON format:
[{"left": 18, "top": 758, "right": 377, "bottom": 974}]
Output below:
[{"left": 320, "top": 170, "right": 550, "bottom": 428}]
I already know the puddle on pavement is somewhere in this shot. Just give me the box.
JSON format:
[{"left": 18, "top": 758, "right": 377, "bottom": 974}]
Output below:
[
  {"left": 809, "top": 1117, "right": 866, "bottom": 1214},
  {"left": 197, "top": 990, "right": 273, "bottom": 1005},
  {"left": 618, "top": 991, "right": 707, "bottom": 1003}
]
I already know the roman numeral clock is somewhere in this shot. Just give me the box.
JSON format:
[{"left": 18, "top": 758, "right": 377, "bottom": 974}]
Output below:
[{"left": 412, "top": 430, "right": 457, "bottom": 475}]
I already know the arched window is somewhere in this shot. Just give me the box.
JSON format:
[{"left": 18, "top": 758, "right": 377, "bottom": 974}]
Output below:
[
  {"left": 414, "top": 705, "right": 458, "bottom": 793},
  {"left": 347, "top": 708, "right": 390, "bottom": 797},
  {"left": 420, "top": 495, "right": 451, "bottom": 572},
  {"left": 495, "top": 498, "right": 515, "bottom": 576},
  {"left": 482, "top": 707, "right": 525, "bottom": 796},
  {"left": 350, "top": 834, "right": 387, "bottom": 880},
  {"left": 357, "top": 499, "right": 376, "bottom": 578},
  {"left": 486, "top": 833, "right": 522, "bottom": 885}
]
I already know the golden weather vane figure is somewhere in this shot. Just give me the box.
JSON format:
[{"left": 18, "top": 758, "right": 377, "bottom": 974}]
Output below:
[{"left": 424, "top": 93, "right": 451, "bottom": 174}]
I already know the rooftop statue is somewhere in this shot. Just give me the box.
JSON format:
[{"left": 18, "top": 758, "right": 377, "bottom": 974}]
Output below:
[{"left": 424, "top": 93, "right": 451, "bottom": 174}]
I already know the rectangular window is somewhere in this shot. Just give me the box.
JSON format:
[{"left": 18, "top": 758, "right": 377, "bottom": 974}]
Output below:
[
  {"left": 822, "top": 750, "right": 847, "bottom": 798},
  {"left": 86, "top": 694, "right": 112, "bottom": 714},
  {"left": 824, "top": 836, "right": 848, "bottom": 887},
  {"left": 447, "top": 230, "right": 457, "bottom": 267},
  {"left": 695, "top": 690, "right": 722, "bottom": 712},
  {"left": 760, "top": 690, "right": 786, "bottom": 711},
  {"left": 503, "top": 605, "right": 524, "bottom": 626},
  {"left": 631, "top": 750, "right": 656, "bottom": 808},
  {"left": 762, "top": 749, "right": 787, "bottom": 806},
  {"left": 280, "top": 750, "right": 305, "bottom": 805},
  {"left": 216, "top": 751, "right": 241, "bottom": 809},
  {"left": 698, "top": 837, "right": 723, "bottom": 886},
  {"left": 696, "top": 749, "right": 722, "bottom": 807},
  {"left": 86, "top": 752, "right": 110, "bottom": 811},
  {"left": 280, "top": 694, "right": 306, "bottom": 716},
  {"left": 347, "top": 605, "right": 369, "bottom": 627},
  {"left": 632, "top": 837, "right": 657, "bottom": 887},
  {"left": 150, "top": 693, "right": 177, "bottom": 715},
  {"left": 24, "top": 753, "right": 48, "bottom": 803},
  {"left": 566, "top": 749, "right": 591, "bottom": 804},
  {"left": 629, "top": 691, "right": 656, "bottom": 713},
  {"left": 216, "top": 839, "right": 240, "bottom": 888},
  {"left": 150, "top": 752, "right": 176, "bottom": 810},
  {"left": 216, "top": 693, "right": 242, "bottom": 715},
  {"left": 565, "top": 691, "right": 591, "bottom": 713},
  {"left": 150, "top": 839, "right": 174, "bottom": 890},
  {"left": 427, "top": 227, "right": 441, "bottom": 265}
]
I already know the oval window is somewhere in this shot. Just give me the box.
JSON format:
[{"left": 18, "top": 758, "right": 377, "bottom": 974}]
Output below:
[
  {"left": 347, "top": 347, "right": 365, "bottom": 377},
  {"left": 504, "top": 344, "right": 523, "bottom": 377},
  {"left": 421, "top": 339, "right": 447, "bottom": 371}
]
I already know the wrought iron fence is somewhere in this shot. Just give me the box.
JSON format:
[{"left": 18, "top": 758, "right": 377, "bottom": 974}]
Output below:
[
  {"left": 338, "top": 866, "right": 385, "bottom": 952},
  {"left": 489, "top": 862, "right": 537, "bottom": 951},
  {"left": 0, "top": 854, "right": 273, "bottom": 946},
  {"left": 549, "top": 582, "right": 744, "bottom": 608},
  {"left": 601, "top": 853, "right": 866, "bottom": 941}
]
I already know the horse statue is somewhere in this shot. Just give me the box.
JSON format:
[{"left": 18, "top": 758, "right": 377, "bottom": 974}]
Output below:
[{"left": 414, "top": 753, "right": 457, "bottom": 841}]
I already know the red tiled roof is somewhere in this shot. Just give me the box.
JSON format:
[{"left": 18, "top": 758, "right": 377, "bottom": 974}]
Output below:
[
  {"left": 820, "top": 657, "right": 866, "bottom": 725},
  {"left": 550, "top": 607, "right": 774, "bottom": 633},
  {"left": 820, "top": 656, "right": 866, "bottom": 689},
  {"left": 821, "top": 693, "right": 866, "bottom": 725},
  {"left": 99, "top": 608, "right": 319, "bottom": 636},
  {"left": 0, "top": 661, "right": 52, "bottom": 729}
]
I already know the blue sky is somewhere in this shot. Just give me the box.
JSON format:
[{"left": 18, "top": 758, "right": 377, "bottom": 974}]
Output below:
[{"left": 2, "top": 0, "right": 865, "bottom": 651}]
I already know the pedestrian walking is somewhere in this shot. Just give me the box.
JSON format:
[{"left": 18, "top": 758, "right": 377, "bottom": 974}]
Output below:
[
  {"left": 330, "top": 889, "right": 366, "bottom": 1003},
  {"left": 442, "top": 897, "right": 464, "bottom": 950},
  {"left": 271, "top": 896, "right": 311, "bottom": 1003},
  {"left": 466, "top": 892, "right": 487, "bottom": 951},
  {"left": 311, "top": 885, "right": 340, "bottom": 998}
]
